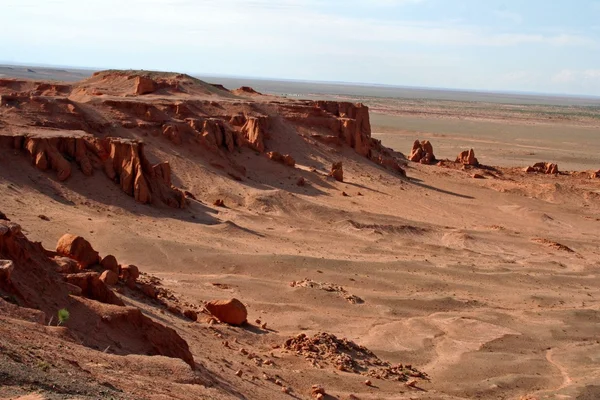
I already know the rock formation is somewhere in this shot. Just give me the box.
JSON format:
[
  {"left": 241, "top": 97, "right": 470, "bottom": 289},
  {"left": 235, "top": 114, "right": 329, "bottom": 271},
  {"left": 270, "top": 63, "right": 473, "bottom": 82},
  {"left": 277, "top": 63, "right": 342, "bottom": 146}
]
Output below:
[
  {"left": 525, "top": 162, "right": 559, "bottom": 174},
  {"left": 267, "top": 151, "right": 296, "bottom": 167},
  {"left": 205, "top": 298, "right": 248, "bottom": 325},
  {"left": 0, "top": 134, "right": 187, "bottom": 208},
  {"left": 0, "top": 219, "right": 195, "bottom": 368},
  {"left": 409, "top": 140, "right": 436, "bottom": 164},
  {"left": 456, "top": 149, "right": 479, "bottom": 166},
  {"left": 330, "top": 162, "right": 344, "bottom": 182}
]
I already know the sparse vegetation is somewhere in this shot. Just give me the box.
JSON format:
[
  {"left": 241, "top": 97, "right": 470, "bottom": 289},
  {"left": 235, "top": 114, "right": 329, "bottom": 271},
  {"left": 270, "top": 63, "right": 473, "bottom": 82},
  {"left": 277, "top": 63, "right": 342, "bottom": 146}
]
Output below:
[{"left": 57, "top": 308, "right": 70, "bottom": 326}]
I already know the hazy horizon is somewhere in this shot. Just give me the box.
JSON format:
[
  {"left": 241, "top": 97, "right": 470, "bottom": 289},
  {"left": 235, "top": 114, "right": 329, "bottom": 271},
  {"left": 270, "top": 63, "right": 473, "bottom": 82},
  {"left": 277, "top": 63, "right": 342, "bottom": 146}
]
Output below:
[
  {"left": 3, "top": 0, "right": 600, "bottom": 97},
  {"left": 2, "top": 61, "right": 600, "bottom": 103}
]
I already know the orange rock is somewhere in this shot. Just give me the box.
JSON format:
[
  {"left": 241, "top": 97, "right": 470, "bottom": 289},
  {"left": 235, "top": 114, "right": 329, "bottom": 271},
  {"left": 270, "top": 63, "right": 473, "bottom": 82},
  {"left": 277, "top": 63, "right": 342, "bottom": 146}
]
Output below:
[
  {"left": 100, "top": 255, "right": 119, "bottom": 274},
  {"left": 527, "top": 162, "right": 559, "bottom": 174},
  {"left": 241, "top": 116, "right": 270, "bottom": 152},
  {"left": 99, "top": 270, "right": 119, "bottom": 286},
  {"left": 456, "top": 149, "right": 479, "bottom": 166},
  {"left": 120, "top": 264, "right": 139, "bottom": 287},
  {"left": 205, "top": 298, "right": 248, "bottom": 325},
  {"left": 64, "top": 272, "right": 124, "bottom": 306},
  {"left": 282, "top": 154, "right": 296, "bottom": 167},
  {"left": 330, "top": 162, "right": 344, "bottom": 182},
  {"left": 135, "top": 76, "right": 157, "bottom": 95},
  {"left": 56, "top": 234, "right": 100, "bottom": 269},
  {"left": 409, "top": 139, "right": 436, "bottom": 164}
]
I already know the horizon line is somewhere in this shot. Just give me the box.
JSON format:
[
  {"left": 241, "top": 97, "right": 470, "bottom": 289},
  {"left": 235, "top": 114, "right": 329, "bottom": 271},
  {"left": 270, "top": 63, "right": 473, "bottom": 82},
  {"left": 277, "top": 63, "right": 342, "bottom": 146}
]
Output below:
[{"left": 2, "top": 60, "right": 600, "bottom": 101}]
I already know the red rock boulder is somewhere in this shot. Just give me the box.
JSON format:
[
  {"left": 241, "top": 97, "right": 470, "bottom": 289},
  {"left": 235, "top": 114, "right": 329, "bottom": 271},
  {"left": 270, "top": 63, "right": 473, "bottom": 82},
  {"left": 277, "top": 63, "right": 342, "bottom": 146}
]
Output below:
[
  {"left": 456, "top": 149, "right": 479, "bottom": 166},
  {"left": 56, "top": 234, "right": 100, "bottom": 269},
  {"left": 100, "top": 255, "right": 119, "bottom": 274},
  {"left": 99, "top": 270, "right": 119, "bottom": 286},
  {"left": 120, "top": 264, "right": 139, "bottom": 288},
  {"left": 330, "top": 162, "right": 344, "bottom": 182},
  {"left": 409, "top": 140, "right": 436, "bottom": 164},
  {"left": 526, "top": 162, "right": 559, "bottom": 174},
  {"left": 205, "top": 298, "right": 248, "bottom": 326}
]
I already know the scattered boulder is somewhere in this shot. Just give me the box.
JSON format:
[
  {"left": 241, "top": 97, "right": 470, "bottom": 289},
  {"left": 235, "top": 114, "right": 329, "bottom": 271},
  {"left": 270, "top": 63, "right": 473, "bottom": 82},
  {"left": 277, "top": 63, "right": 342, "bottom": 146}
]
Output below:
[
  {"left": 56, "top": 234, "right": 100, "bottom": 269},
  {"left": 456, "top": 149, "right": 479, "bottom": 166},
  {"left": 296, "top": 177, "right": 306, "bottom": 187},
  {"left": 472, "top": 173, "right": 485, "bottom": 179},
  {"left": 409, "top": 140, "right": 436, "bottom": 164},
  {"left": 591, "top": 170, "right": 600, "bottom": 179},
  {"left": 0, "top": 211, "right": 9, "bottom": 221},
  {"left": 330, "top": 162, "right": 344, "bottom": 182},
  {"left": 205, "top": 298, "right": 248, "bottom": 326},
  {"left": 213, "top": 199, "right": 225, "bottom": 207},
  {"left": 100, "top": 255, "right": 120, "bottom": 274},
  {"left": 99, "top": 270, "right": 119, "bottom": 286},
  {"left": 120, "top": 264, "right": 139, "bottom": 288},
  {"left": 525, "top": 162, "right": 559, "bottom": 174},
  {"left": 0, "top": 259, "right": 15, "bottom": 283}
]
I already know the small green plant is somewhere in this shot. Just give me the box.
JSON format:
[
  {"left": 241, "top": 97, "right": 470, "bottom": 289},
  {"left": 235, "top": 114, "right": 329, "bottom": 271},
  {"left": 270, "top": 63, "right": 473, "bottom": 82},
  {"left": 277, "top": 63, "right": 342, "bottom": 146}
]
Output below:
[{"left": 57, "top": 308, "right": 70, "bottom": 326}]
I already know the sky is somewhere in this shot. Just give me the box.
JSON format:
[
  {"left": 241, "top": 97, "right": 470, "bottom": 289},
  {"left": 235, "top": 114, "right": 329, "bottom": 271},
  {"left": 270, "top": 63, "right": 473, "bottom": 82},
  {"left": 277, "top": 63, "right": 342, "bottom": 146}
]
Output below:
[{"left": 2, "top": 0, "right": 600, "bottom": 96}]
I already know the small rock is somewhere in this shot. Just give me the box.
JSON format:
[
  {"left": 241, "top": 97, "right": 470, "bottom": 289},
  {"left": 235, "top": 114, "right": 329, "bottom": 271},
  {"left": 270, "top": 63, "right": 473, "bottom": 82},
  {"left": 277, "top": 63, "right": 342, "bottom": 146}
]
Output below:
[
  {"left": 213, "top": 199, "right": 225, "bottom": 207},
  {"left": 235, "top": 369, "right": 243, "bottom": 377},
  {"left": 296, "top": 177, "right": 306, "bottom": 187},
  {"left": 38, "top": 215, "right": 50, "bottom": 221},
  {"left": 342, "top": 191, "right": 349, "bottom": 197},
  {"left": 364, "top": 380, "right": 372, "bottom": 386}
]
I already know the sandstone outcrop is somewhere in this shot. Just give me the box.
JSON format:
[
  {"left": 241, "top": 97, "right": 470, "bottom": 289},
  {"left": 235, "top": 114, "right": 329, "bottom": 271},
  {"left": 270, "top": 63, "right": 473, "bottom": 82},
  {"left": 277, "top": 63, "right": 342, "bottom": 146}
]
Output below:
[
  {"left": 64, "top": 272, "right": 124, "bottom": 306},
  {"left": 456, "top": 149, "right": 479, "bottom": 166},
  {"left": 135, "top": 76, "right": 157, "bottom": 95},
  {"left": 525, "top": 162, "right": 559, "bottom": 174},
  {"left": 1, "top": 133, "right": 186, "bottom": 208},
  {"left": 330, "top": 162, "right": 344, "bottom": 182},
  {"left": 205, "top": 298, "right": 248, "bottom": 325},
  {"left": 409, "top": 140, "right": 436, "bottom": 164},
  {"left": 56, "top": 234, "right": 100, "bottom": 269},
  {"left": 0, "top": 219, "right": 195, "bottom": 368}
]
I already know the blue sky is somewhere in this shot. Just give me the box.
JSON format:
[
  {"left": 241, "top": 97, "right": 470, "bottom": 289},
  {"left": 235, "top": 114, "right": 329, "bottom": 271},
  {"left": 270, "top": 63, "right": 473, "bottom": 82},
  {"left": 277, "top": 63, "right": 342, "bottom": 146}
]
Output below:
[{"left": 2, "top": 0, "right": 600, "bottom": 95}]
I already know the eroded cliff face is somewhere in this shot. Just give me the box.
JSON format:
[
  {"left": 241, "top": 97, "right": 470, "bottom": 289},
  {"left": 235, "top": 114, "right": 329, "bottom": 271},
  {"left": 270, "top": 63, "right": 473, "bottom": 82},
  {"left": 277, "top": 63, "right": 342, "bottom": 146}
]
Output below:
[
  {"left": 0, "top": 71, "right": 406, "bottom": 210},
  {"left": 0, "top": 134, "right": 186, "bottom": 208}
]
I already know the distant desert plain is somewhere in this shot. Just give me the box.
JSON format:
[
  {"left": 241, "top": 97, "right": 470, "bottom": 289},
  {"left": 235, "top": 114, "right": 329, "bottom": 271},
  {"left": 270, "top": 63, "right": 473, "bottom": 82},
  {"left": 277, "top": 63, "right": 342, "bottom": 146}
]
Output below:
[{"left": 1, "top": 64, "right": 600, "bottom": 400}]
